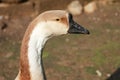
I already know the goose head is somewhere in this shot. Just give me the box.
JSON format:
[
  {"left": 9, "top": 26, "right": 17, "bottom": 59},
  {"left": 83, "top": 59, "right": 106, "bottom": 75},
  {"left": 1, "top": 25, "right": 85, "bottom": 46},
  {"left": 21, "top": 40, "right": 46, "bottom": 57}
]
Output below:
[{"left": 32, "top": 10, "right": 90, "bottom": 38}]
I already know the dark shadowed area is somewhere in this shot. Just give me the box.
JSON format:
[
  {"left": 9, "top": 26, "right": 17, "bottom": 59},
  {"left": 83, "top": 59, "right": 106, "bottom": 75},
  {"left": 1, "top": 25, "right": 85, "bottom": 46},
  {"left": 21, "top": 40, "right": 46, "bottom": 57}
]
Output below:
[{"left": 0, "top": 0, "right": 120, "bottom": 80}]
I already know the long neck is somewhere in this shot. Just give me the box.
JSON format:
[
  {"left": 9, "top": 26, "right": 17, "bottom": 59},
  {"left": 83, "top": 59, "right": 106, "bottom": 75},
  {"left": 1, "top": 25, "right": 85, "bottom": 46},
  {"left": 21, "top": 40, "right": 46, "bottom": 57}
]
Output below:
[
  {"left": 27, "top": 34, "right": 47, "bottom": 80},
  {"left": 17, "top": 23, "right": 49, "bottom": 80}
]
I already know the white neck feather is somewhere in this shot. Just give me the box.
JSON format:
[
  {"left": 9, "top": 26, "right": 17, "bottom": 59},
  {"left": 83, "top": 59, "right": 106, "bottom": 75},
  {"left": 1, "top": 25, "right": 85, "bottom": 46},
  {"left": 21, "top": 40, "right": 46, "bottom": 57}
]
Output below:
[{"left": 28, "top": 23, "right": 49, "bottom": 80}]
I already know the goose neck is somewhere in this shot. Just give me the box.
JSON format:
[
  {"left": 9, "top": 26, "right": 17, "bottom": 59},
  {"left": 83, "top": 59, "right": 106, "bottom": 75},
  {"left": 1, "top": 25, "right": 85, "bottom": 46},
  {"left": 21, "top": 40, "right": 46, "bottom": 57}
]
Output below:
[{"left": 27, "top": 34, "right": 48, "bottom": 80}]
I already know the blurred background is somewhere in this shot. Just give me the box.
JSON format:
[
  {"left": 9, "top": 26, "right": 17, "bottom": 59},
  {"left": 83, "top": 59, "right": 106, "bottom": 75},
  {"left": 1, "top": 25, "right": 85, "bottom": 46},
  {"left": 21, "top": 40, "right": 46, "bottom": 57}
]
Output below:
[{"left": 0, "top": 0, "right": 120, "bottom": 80}]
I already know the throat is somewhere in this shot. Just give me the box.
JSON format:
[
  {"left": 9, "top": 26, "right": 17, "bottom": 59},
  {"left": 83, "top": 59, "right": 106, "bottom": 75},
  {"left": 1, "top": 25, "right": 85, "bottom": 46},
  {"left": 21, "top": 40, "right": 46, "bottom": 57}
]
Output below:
[
  {"left": 27, "top": 35, "right": 48, "bottom": 80},
  {"left": 19, "top": 34, "right": 48, "bottom": 80}
]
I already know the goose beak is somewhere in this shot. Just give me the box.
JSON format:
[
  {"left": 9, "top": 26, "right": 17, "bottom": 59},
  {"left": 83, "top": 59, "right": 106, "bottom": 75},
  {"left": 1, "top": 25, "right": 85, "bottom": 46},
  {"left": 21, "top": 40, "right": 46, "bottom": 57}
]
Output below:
[{"left": 68, "top": 14, "right": 90, "bottom": 34}]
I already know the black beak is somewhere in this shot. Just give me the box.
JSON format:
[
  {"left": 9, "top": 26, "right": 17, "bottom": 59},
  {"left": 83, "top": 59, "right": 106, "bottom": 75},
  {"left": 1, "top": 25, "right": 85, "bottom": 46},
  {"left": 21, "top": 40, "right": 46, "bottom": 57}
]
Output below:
[{"left": 68, "top": 14, "right": 90, "bottom": 34}]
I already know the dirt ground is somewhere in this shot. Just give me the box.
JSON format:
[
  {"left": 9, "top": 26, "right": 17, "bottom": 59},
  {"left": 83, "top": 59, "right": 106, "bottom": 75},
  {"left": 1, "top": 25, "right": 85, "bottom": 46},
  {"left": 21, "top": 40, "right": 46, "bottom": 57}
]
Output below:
[{"left": 0, "top": 0, "right": 120, "bottom": 80}]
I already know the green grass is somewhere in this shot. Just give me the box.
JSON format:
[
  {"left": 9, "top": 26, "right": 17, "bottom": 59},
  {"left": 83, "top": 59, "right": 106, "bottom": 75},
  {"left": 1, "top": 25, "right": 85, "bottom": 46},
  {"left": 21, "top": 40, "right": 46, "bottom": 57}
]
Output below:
[
  {"left": 42, "top": 51, "right": 50, "bottom": 58},
  {"left": 54, "top": 64, "right": 73, "bottom": 74},
  {"left": 0, "top": 39, "right": 20, "bottom": 53},
  {"left": 92, "top": 41, "right": 120, "bottom": 67},
  {"left": 85, "top": 66, "right": 97, "bottom": 75}
]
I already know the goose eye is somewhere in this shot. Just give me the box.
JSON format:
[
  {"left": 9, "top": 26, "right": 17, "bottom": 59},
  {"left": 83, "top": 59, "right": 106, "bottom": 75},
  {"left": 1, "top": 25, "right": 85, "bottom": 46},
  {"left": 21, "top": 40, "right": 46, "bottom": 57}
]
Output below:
[{"left": 56, "top": 18, "right": 60, "bottom": 21}]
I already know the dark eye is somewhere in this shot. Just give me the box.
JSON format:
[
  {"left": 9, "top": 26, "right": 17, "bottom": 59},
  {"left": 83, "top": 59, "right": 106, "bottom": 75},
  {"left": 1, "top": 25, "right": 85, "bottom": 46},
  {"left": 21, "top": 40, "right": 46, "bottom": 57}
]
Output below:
[{"left": 56, "top": 18, "right": 60, "bottom": 21}]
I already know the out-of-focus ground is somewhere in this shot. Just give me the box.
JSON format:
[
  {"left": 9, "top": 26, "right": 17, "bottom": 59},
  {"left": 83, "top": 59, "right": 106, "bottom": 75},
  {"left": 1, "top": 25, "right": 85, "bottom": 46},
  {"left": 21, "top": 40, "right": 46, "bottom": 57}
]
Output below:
[{"left": 0, "top": 0, "right": 120, "bottom": 80}]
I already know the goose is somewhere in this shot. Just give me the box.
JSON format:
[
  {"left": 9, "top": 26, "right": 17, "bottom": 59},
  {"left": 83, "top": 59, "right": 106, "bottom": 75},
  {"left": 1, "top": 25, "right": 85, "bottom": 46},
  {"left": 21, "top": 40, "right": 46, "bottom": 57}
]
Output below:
[{"left": 15, "top": 10, "right": 90, "bottom": 80}]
